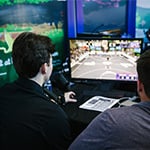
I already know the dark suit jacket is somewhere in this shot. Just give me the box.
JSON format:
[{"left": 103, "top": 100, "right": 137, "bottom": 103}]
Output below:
[{"left": 0, "top": 77, "right": 71, "bottom": 150}]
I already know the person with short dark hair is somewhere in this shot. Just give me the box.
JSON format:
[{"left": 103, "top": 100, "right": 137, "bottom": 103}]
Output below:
[
  {"left": 0, "top": 32, "right": 76, "bottom": 150},
  {"left": 69, "top": 50, "right": 150, "bottom": 149}
]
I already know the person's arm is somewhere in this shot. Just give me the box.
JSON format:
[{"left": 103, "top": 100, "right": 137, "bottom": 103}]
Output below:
[
  {"left": 57, "top": 91, "right": 77, "bottom": 105},
  {"left": 43, "top": 88, "right": 77, "bottom": 105},
  {"left": 44, "top": 105, "right": 72, "bottom": 150}
]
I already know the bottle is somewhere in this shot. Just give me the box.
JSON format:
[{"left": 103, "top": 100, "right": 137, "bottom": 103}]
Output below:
[{"left": 44, "top": 80, "right": 52, "bottom": 91}]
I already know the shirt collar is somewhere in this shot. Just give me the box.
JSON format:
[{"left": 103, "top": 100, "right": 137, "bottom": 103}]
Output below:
[
  {"left": 137, "top": 101, "right": 150, "bottom": 109},
  {"left": 15, "top": 77, "right": 44, "bottom": 95}
]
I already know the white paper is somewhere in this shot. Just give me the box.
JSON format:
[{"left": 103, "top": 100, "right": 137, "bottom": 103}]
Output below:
[{"left": 79, "top": 96, "right": 120, "bottom": 112}]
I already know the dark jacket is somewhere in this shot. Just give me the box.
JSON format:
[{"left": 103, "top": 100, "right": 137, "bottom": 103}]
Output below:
[{"left": 0, "top": 78, "right": 71, "bottom": 150}]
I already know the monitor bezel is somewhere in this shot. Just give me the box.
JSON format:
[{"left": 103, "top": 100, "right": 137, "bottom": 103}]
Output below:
[{"left": 68, "top": 37, "right": 143, "bottom": 84}]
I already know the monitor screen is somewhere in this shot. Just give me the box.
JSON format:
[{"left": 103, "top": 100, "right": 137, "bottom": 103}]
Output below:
[
  {"left": 76, "top": 0, "right": 128, "bottom": 37},
  {"left": 0, "top": 0, "right": 68, "bottom": 87},
  {"left": 69, "top": 38, "right": 143, "bottom": 82}
]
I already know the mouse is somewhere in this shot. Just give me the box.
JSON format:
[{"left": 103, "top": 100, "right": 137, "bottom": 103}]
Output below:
[
  {"left": 70, "top": 93, "right": 76, "bottom": 99},
  {"left": 69, "top": 93, "right": 78, "bottom": 103}
]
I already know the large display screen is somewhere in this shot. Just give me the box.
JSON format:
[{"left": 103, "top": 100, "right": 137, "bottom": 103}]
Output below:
[
  {"left": 76, "top": 0, "right": 128, "bottom": 36},
  {"left": 135, "top": 0, "right": 150, "bottom": 51},
  {"left": 136, "top": 0, "right": 150, "bottom": 38},
  {"left": 0, "top": 0, "right": 68, "bottom": 87},
  {"left": 69, "top": 38, "right": 143, "bottom": 82}
]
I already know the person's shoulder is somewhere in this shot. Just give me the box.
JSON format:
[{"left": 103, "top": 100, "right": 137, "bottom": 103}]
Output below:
[
  {"left": 92, "top": 105, "right": 136, "bottom": 125},
  {"left": 108, "top": 105, "right": 134, "bottom": 112},
  {"left": 103, "top": 105, "right": 137, "bottom": 118}
]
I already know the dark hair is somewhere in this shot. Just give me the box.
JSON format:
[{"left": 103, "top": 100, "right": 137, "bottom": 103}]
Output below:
[
  {"left": 12, "top": 32, "right": 55, "bottom": 78},
  {"left": 137, "top": 50, "right": 150, "bottom": 97}
]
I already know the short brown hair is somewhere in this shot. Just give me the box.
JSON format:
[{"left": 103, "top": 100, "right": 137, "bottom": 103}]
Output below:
[{"left": 12, "top": 32, "right": 55, "bottom": 78}]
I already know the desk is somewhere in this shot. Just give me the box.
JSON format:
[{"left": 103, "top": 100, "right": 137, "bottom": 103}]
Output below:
[
  {"left": 62, "top": 81, "right": 136, "bottom": 123},
  {"left": 62, "top": 93, "right": 100, "bottom": 125},
  {"left": 60, "top": 81, "right": 137, "bottom": 139}
]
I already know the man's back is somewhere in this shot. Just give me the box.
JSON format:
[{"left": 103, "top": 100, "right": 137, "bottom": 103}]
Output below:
[
  {"left": 0, "top": 78, "right": 71, "bottom": 150},
  {"left": 69, "top": 102, "right": 150, "bottom": 150}
]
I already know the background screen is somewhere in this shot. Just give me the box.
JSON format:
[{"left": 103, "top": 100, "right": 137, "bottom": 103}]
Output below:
[
  {"left": 136, "top": 0, "right": 150, "bottom": 38},
  {"left": 0, "top": 0, "right": 68, "bottom": 87},
  {"left": 76, "top": 0, "right": 127, "bottom": 36}
]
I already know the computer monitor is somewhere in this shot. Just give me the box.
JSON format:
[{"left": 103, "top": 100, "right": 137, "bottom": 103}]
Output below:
[
  {"left": 0, "top": 0, "right": 68, "bottom": 87},
  {"left": 68, "top": 38, "right": 143, "bottom": 82}
]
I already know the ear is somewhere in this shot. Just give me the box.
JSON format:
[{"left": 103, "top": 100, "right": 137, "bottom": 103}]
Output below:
[
  {"left": 137, "top": 79, "right": 144, "bottom": 93},
  {"left": 40, "top": 63, "right": 47, "bottom": 74}
]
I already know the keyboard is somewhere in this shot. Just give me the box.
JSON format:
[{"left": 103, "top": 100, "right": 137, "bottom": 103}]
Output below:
[{"left": 79, "top": 96, "right": 120, "bottom": 112}]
